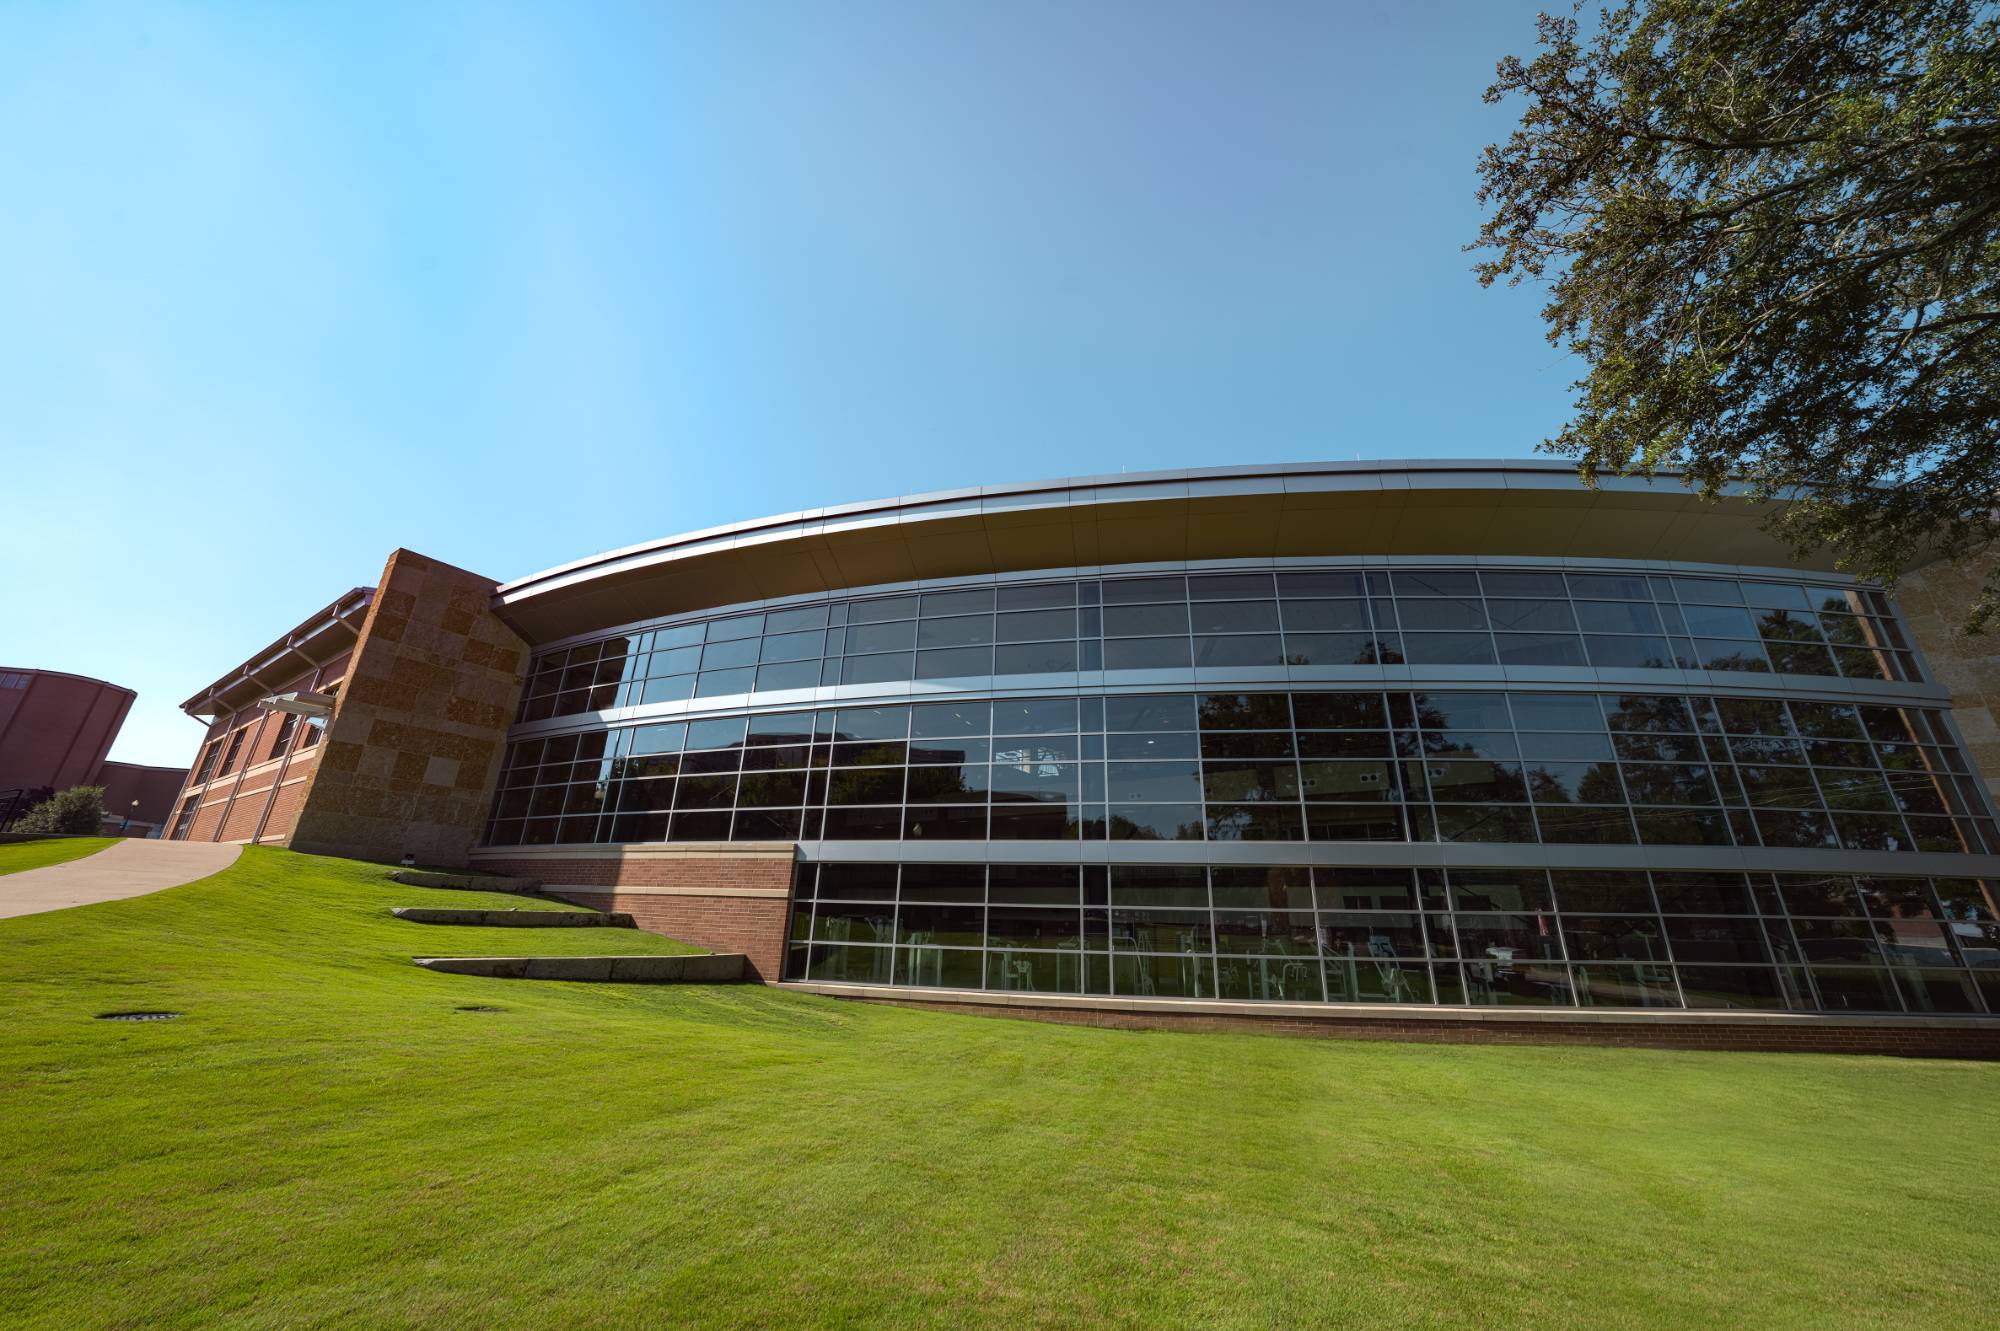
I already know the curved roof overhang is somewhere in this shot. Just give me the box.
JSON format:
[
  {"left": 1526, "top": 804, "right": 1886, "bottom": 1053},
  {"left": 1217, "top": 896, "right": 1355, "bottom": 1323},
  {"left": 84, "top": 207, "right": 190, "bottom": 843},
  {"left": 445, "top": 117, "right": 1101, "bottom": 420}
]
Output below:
[{"left": 493, "top": 459, "right": 1824, "bottom": 645}]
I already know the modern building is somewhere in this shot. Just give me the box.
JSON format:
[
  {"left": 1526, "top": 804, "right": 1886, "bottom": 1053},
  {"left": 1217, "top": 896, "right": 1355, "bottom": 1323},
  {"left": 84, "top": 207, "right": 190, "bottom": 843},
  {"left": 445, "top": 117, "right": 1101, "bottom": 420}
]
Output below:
[
  {"left": 161, "top": 461, "right": 2000, "bottom": 1050},
  {"left": 0, "top": 667, "right": 187, "bottom": 834}
]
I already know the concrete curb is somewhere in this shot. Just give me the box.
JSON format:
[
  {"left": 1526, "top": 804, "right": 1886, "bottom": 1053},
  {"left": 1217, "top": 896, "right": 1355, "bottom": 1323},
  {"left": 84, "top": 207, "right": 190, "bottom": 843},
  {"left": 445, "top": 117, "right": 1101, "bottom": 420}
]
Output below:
[
  {"left": 389, "top": 870, "right": 541, "bottom": 893},
  {"left": 391, "top": 907, "right": 637, "bottom": 928},
  {"left": 414, "top": 953, "right": 747, "bottom": 982}
]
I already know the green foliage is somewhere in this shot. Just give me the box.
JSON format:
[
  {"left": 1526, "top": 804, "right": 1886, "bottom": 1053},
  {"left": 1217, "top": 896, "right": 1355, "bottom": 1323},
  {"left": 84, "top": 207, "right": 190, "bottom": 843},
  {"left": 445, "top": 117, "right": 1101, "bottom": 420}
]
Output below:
[
  {"left": 1475, "top": 1, "right": 2000, "bottom": 627},
  {"left": 0, "top": 847, "right": 1997, "bottom": 1328},
  {"left": 12, "top": 785, "right": 107, "bottom": 835}
]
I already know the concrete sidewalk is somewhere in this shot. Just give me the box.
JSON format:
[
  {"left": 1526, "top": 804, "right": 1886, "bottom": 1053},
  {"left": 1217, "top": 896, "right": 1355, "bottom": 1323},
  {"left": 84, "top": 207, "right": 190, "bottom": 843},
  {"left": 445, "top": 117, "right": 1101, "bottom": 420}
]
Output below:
[{"left": 0, "top": 840, "right": 242, "bottom": 920}]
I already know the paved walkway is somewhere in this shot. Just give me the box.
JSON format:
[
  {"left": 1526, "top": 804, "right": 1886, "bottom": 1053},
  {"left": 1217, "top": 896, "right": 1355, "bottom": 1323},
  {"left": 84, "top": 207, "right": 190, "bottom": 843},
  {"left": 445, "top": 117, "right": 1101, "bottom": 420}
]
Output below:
[{"left": 0, "top": 840, "right": 242, "bottom": 920}]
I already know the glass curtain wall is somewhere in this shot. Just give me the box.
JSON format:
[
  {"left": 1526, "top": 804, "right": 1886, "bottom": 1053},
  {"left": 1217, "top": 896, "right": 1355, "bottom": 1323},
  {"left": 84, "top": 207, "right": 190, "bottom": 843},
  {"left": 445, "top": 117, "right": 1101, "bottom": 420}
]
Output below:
[
  {"left": 516, "top": 568, "right": 1920, "bottom": 724},
  {"left": 485, "top": 689, "right": 1997, "bottom": 856},
  {"left": 787, "top": 863, "right": 2000, "bottom": 1015}
]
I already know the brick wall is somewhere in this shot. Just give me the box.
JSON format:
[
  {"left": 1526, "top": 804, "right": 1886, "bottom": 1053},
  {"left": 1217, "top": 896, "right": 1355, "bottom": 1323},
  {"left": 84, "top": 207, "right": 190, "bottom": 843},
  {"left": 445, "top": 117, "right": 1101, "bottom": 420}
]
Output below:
[
  {"left": 94, "top": 762, "right": 189, "bottom": 831},
  {"left": 167, "top": 652, "right": 345, "bottom": 844},
  {"left": 288, "top": 550, "right": 528, "bottom": 866},
  {"left": 472, "top": 843, "right": 796, "bottom": 980},
  {"left": 0, "top": 670, "right": 133, "bottom": 794},
  {"left": 1900, "top": 552, "right": 2000, "bottom": 801}
]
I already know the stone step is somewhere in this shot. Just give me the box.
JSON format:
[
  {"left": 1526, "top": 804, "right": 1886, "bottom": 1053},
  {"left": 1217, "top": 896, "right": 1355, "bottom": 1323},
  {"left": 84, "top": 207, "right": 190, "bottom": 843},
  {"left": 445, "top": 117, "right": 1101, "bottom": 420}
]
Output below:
[
  {"left": 392, "top": 907, "right": 637, "bottom": 928},
  {"left": 413, "top": 954, "right": 747, "bottom": 983},
  {"left": 389, "top": 870, "right": 541, "bottom": 894}
]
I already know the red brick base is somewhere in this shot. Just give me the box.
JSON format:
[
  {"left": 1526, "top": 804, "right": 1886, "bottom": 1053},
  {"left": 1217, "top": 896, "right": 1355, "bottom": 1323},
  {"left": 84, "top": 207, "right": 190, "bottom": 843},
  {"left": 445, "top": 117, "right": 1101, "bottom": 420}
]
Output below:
[
  {"left": 470, "top": 844, "right": 796, "bottom": 982},
  {"left": 553, "top": 890, "right": 788, "bottom": 981},
  {"left": 811, "top": 992, "right": 2000, "bottom": 1059}
]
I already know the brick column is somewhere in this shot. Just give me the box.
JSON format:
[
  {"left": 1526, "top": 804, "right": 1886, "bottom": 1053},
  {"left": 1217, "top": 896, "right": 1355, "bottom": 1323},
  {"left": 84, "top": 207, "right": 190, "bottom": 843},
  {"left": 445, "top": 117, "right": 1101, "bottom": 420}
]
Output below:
[{"left": 288, "top": 550, "right": 529, "bottom": 866}]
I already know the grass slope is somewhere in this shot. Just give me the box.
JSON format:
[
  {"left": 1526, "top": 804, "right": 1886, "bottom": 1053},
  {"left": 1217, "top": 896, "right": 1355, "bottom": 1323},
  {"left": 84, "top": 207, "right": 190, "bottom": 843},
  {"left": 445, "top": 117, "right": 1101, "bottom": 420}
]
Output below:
[
  {"left": 0, "top": 837, "right": 119, "bottom": 876},
  {"left": 1, "top": 847, "right": 1995, "bottom": 1331}
]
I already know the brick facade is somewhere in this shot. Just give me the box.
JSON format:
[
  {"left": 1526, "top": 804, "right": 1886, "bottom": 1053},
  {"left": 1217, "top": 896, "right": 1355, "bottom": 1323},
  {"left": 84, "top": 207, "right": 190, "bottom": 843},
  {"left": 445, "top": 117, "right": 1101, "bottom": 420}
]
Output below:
[
  {"left": 470, "top": 843, "right": 796, "bottom": 980},
  {"left": 288, "top": 550, "right": 528, "bottom": 865},
  {"left": 94, "top": 761, "right": 189, "bottom": 834},
  {"left": 169, "top": 649, "right": 348, "bottom": 845},
  {"left": 0, "top": 669, "right": 134, "bottom": 795}
]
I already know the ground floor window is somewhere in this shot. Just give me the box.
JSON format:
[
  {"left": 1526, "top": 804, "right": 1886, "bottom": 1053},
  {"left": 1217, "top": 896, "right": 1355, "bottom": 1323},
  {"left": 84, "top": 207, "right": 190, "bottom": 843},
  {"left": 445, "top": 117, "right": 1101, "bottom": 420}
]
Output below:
[{"left": 782, "top": 862, "right": 1999, "bottom": 1014}]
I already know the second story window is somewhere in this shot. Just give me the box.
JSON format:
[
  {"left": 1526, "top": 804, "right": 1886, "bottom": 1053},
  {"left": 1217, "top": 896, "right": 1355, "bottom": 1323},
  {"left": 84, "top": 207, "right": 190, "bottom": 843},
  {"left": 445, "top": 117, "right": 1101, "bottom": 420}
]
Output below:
[
  {"left": 216, "top": 728, "right": 248, "bottom": 777},
  {"left": 192, "top": 738, "right": 224, "bottom": 784}
]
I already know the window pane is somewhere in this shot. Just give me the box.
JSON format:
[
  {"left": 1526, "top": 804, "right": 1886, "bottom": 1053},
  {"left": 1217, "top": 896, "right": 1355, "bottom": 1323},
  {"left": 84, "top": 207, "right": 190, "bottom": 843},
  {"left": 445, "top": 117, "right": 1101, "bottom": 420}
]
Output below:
[
  {"left": 1562, "top": 917, "right": 1667, "bottom": 962},
  {"left": 705, "top": 613, "right": 764, "bottom": 642},
  {"left": 848, "top": 596, "right": 918, "bottom": 623},
  {"left": 1551, "top": 870, "right": 1656, "bottom": 913},
  {"left": 841, "top": 653, "right": 914, "bottom": 685},
  {"left": 1104, "top": 604, "right": 1190, "bottom": 636},
  {"left": 997, "top": 582, "right": 1075, "bottom": 610},
  {"left": 995, "top": 609, "right": 1076, "bottom": 642},
  {"left": 1397, "top": 599, "right": 1487, "bottom": 630},
  {"left": 1107, "top": 804, "right": 1204, "bottom": 840},
  {"left": 915, "top": 647, "right": 992, "bottom": 679},
  {"left": 918, "top": 616, "right": 994, "bottom": 648},
  {"left": 1487, "top": 600, "right": 1577, "bottom": 632},
  {"left": 1317, "top": 913, "right": 1428, "bottom": 958},
  {"left": 1190, "top": 601, "right": 1279, "bottom": 633},
  {"left": 1104, "top": 637, "right": 1193, "bottom": 669},
  {"left": 1281, "top": 600, "right": 1371, "bottom": 631},
  {"left": 1304, "top": 803, "right": 1405, "bottom": 841},
  {"left": 1568, "top": 573, "right": 1650, "bottom": 599},
  {"left": 1107, "top": 760, "right": 1202, "bottom": 802},
  {"left": 1572, "top": 965, "right": 1679, "bottom": 1007},
  {"left": 994, "top": 642, "right": 1079, "bottom": 674},
  {"left": 1105, "top": 694, "right": 1198, "bottom": 731},
  {"left": 1193, "top": 635, "right": 1284, "bottom": 667},
  {"left": 1402, "top": 633, "right": 1497, "bottom": 665},
  {"left": 1584, "top": 635, "right": 1676, "bottom": 668},
  {"left": 1575, "top": 602, "right": 1664, "bottom": 635},
  {"left": 1102, "top": 576, "right": 1187, "bottom": 604},
  {"left": 1285, "top": 632, "right": 1401, "bottom": 665},
  {"left": 902, "top": 805, "right": 986, "bottom": 840},
  {"left": 1205, "top": 910, "right": 1316, "bottom": 957},
  {"left": 1278, "top": 570, "right": 1367, "bottom": 597}
]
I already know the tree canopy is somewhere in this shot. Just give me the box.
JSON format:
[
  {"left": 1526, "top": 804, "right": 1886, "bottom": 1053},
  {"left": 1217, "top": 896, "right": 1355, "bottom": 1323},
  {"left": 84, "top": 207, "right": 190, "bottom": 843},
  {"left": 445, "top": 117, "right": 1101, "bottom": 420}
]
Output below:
[{"left": 1474, "top": 1, "right": 2000, "bottom": 625}]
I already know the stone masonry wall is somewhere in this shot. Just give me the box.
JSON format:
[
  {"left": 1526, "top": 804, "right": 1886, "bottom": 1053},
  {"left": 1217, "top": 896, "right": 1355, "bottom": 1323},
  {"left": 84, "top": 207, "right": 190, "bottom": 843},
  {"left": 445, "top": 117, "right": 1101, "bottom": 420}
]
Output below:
[
  {"left": 1898, "top": 551, "right": 2000, "bottom": 802},
  {"left": 288, "top": 550, "right": 528, "bottom": 866}
]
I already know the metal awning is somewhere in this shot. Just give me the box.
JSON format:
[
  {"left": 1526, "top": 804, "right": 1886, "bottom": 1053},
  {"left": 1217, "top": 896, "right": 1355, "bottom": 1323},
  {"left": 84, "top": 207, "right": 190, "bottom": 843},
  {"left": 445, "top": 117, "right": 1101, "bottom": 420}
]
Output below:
[{"left": 180, "top": 588, "right": 374, "bottom": 720}]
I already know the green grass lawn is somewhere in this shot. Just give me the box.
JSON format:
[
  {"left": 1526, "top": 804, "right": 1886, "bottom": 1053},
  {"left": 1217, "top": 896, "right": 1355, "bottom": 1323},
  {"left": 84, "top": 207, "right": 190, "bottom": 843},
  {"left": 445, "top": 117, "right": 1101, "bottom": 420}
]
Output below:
[
  {"left": 1, "top": 847, "right": 1995, "bottom": 1330},
  {"left": 0, "top": 836, "right": 118, "bottom": 876}
]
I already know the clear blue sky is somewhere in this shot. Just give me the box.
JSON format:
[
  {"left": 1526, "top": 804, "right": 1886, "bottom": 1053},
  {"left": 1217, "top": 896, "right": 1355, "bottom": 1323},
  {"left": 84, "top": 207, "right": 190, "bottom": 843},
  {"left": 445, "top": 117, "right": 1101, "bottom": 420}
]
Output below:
[{"left": 1, "top": 0, "right": 1576, "bottom": 768}]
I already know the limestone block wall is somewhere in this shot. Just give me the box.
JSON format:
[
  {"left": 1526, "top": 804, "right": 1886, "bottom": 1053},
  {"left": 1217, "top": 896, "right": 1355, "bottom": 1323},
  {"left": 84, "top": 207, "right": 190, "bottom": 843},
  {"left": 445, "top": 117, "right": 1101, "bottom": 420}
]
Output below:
[
  {"left": 1899, "top": 552, "right": 2000, "bottom": 802},
  {"left": 288, "top": 550, "right": 529, "bottom": 866}
]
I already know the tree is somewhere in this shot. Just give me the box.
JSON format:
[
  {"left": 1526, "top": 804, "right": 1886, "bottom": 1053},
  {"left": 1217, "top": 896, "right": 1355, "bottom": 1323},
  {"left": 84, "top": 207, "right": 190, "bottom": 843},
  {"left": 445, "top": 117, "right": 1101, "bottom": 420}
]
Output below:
[
  {"left": 1473, "top": 1, "right": 2000, "bottom": 626},
  {"left": 13, "top": 785, "right": 107, "bottom": 835}
]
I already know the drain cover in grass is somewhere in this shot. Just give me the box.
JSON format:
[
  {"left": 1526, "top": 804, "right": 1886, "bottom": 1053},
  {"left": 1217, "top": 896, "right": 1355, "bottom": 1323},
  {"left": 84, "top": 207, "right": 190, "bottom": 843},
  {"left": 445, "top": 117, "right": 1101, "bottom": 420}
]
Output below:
[
  {"left": 97, "top": 1012, "right": 181, "bottom": 1022},
  {"left": 456, "top": 1005, "right": 507, "bottom": 1013}
]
